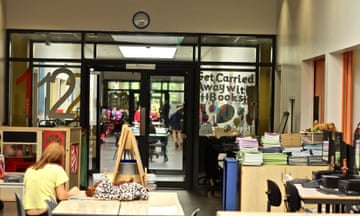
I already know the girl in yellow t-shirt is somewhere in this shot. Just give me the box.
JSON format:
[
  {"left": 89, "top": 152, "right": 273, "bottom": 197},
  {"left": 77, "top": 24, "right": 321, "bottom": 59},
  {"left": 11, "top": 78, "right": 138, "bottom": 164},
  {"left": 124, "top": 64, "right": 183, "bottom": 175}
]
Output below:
[{"left": 23, "top": 143, "right": 79, "bottom": 216}]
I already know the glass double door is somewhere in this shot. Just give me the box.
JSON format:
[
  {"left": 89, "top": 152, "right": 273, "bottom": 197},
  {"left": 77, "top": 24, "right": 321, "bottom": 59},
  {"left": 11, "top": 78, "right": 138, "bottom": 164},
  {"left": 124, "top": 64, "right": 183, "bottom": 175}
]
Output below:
[{"left": 88, "top": 63, "right": 190, "bottom": 188}]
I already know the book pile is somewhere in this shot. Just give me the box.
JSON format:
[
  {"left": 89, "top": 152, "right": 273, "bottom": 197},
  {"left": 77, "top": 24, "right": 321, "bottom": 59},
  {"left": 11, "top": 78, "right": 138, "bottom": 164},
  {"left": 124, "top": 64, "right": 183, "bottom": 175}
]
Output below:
[
  {"left": 287, "top": 151, "right": 310, "bottom": 165},
  {"left": 261, "top": 132, "right": 282, "bottom": 153},
  {"left": 236, "top": 137, "right": 259, "bottom": 151},
  {"left": 241, "top": 151, "right": 263, "bottom": 166},
  {"left": 262, "top": 152, "right": 288, "bottom": 165}
]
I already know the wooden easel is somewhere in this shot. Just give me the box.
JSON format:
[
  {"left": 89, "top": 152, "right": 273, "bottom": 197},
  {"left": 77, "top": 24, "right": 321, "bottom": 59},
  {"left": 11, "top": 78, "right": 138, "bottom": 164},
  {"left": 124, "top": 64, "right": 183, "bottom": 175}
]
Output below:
[{"left": 112, "top": 124, "right": 146, "bottom": 185}]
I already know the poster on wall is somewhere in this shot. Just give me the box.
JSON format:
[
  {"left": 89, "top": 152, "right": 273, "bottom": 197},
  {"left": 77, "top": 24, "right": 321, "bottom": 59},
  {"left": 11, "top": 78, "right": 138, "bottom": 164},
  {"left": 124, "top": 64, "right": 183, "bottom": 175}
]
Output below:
[
  {"left": 199, "top": 71, "right": 257, "bottom": 136},
  {"left": 43, "top": 130, "right": 66, "bottom": 167},
  {"left": 70, "top": 143, "right": 79, "bottom": 174},
  {"left": 69, "top": 143, "right": 80, "bottom": 187}
]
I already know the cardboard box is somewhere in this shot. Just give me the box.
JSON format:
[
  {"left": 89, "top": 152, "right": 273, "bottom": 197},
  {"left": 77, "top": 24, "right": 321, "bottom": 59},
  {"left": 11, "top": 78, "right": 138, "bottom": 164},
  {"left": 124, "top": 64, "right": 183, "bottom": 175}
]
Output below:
[{"left": 281, "top": 133, "right": 302, "bottom": 147}]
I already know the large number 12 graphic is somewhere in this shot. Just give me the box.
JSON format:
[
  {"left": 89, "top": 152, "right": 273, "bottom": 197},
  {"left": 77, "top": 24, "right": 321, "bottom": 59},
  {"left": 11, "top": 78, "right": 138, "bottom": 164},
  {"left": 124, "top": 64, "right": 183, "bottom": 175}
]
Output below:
[{"left": 38, "top": 68, "right": 76, "bottom": 119}]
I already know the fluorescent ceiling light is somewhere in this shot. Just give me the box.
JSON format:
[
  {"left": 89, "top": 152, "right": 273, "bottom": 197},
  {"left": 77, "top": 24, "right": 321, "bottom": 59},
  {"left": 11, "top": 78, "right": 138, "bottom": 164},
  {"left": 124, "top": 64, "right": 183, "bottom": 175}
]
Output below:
[
  {"left": 119, "top": 46, "right": 177, "bottom": 59},
  {"left": 112, "top": 35, "right": 183, "bottom": 44}
]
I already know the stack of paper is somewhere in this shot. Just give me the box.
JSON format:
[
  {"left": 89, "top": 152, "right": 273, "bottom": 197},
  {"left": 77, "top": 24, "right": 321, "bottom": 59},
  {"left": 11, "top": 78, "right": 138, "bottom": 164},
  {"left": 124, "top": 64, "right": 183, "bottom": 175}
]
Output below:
[
  {"left": 241, "top": 151, "right": 263, "bottom": 165},
  {"left": 262, "top": 152, "right": 288, "bottom": 165},
  {"left": 288, "top": 156, "right": 308, "bottom": 165},
  {"left": 282, "top": 146, "right": 304, "bottom": 154},
  {"left": 308, "top": 156, "right": 328, "bottom": 165},
  {"left": 261, "top": 132, "right": 282, "bottom": 153},
  {"left": 287, "top": 150, "right": 308, "bottom": 165},
  {"left": 303, "top": 143, "right": 322, "bottom": 156},
  {"left": 236, "top": 137, "right": 259, "bottom": 151}
]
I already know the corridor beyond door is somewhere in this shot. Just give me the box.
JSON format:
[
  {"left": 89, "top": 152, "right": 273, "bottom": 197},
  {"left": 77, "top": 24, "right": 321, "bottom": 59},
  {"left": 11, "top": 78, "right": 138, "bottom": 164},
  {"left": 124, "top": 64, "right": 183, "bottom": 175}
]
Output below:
[{"left": 88, "top": 67, "right": 188, "bottom": 187}]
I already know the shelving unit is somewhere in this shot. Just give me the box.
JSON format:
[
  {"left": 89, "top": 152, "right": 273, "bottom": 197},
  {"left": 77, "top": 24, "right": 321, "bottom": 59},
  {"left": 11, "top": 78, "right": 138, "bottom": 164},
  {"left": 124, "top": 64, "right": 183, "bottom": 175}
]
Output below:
[
  {"left": 239, "top": 165, "right": 327, "bottom": 212},
  {"left": 0, "top": 127, "right": 42, "bottom": 173},
  {"left": 0, "top": 126, "right": 82, "bottom": 202}
]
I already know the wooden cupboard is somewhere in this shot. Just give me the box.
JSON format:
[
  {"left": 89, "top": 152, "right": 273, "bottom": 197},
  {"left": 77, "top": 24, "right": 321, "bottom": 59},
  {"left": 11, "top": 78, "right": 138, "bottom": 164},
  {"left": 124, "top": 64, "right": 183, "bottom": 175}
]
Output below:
[
  {"left": 0, "top": 126, "right": 82, "bottom": 201},
  {"left": 239, "top": 165, "right": 328, "bottom": 212}
]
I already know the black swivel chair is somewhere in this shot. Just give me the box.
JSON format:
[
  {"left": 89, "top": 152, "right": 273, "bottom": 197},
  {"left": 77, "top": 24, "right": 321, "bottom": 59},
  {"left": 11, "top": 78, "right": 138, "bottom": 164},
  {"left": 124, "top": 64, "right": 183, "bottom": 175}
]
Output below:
[
  {"left": 266, "top": 179, "right": 282, "bottom": 212},
  {"left": 285, "top": 181, "right": 313, "bottom": 213},
  {"left": 284, "top": 181, "right": 302, "bottom": 212},
  {"left": 15, "top": 193, "right": 26, "bottom": 216}
]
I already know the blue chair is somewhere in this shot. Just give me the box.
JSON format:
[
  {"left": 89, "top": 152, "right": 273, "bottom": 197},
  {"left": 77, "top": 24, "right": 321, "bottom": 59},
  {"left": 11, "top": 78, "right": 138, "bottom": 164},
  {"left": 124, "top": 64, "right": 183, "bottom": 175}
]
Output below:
[
  {"left": 45, "top": 196, "right": 57, "bottom": 216},
  {"left": 15, "top": 193, "right": 26, "bottom": 216}
]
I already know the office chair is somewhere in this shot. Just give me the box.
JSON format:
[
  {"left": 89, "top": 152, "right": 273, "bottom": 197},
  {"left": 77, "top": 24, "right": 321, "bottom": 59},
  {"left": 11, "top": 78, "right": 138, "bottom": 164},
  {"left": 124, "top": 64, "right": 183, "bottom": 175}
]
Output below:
[
  {"left": 277, "top": 111, "right": 290, "bottom": 133},
  {"left": 265, "top": 179, "right": 282, "bottom": 212},
  {"left": 190, "top": 208, "right": 200, "bottom": 216},
  {"left": 284, "top": 181, "right": 302, "bottom": 212},
  {"left": 45, "top": 196, "right": 57, "bottom": 216},
  {"left": 15, "top": 193, "right": 26, "bottom": 216},
  {"left": 285, "top": 181, "right": 313, "bottom": 213}
]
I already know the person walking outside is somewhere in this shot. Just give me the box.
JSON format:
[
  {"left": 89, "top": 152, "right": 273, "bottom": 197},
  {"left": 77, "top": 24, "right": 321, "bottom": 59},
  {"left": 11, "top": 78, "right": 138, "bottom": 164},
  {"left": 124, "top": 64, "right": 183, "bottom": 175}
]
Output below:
[{"left": 169, "top": 105, "right": 184, "bottom": 148}]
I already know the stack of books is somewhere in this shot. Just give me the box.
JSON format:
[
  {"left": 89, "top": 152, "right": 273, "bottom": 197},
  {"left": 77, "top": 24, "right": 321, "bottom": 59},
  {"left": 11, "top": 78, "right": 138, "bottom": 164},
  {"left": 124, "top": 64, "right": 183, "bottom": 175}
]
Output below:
[
  {"left": 261, "top": 132, "right": 282, "bottom": 153},
  {"left": 236, "top": 137, "right": 259, "bottom": 151},
  {"left": 262, "top": 152, "right": 288, "bottom": 165},
  {"left": 241, "top": 151, "right": 263, "bottom": 165},
  {"left": 288, "top": 151, "right": 310, "bottom": 165}
]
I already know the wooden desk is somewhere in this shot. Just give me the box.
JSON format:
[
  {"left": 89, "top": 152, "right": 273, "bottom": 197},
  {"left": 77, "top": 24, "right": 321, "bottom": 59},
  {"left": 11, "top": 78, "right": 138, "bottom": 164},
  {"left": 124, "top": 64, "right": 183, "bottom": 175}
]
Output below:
[
  {"left": 52, "top": 191, "right": 184, "bottom": 216},
  {"left": 119, "top": 192, "right": 184, "bottom": 215},
  {"left": 216, "top": 211, "right": 356, "bottom": 216},
  {"left": 295, "top": 184, "right": 360, "bottom": 212},
  {"left": 52, "top": 199, "right": 121, "bottom": 216}
]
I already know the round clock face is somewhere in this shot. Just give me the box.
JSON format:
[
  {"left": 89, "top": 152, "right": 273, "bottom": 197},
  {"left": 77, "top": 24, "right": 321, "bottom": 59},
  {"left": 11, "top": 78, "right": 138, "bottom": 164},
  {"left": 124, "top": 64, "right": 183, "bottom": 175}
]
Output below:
[{"left": 132, "top": 11, "right": 150, "bottom": 29}]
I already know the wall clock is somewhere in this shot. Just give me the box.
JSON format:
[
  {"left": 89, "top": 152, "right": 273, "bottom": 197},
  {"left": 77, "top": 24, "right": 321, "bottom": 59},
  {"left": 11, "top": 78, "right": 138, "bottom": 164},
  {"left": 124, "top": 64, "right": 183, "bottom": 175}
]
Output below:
[{"left": 132, "top": 11, "right": 150, "bottom": 29}]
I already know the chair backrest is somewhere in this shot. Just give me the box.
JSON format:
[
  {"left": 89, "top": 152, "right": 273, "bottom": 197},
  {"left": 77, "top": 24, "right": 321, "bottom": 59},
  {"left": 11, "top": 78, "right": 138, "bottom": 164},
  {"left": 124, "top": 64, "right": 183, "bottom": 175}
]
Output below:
[
  {"left": 15, "top": 193, "right": 26, "bottom": 216},
  {"left": 285, "top": 181, "right": 302, "bottom": 212},
  {"left": 266, "top": 179, "right": 282, "bottom": 212},
  {"left": 190, "top": 208, "right": 200, "bottom": 216},
  {"left": 45, "top": 196, "right": 57, "bottom": 216},
  {"left": 277, "top": 111, "right": 290, "bottom": 133}
]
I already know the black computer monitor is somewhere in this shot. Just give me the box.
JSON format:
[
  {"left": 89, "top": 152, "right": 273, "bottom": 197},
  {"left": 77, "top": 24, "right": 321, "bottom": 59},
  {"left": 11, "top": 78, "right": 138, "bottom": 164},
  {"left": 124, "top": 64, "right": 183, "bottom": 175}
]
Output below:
[
  {"left": 333, "top": 131, "right": 344, "bottom": 169},
  {"left": 353, "top": 133, "right": 360, "bottom": 174},
  {"left": 322, "top": 130, "right": 332, "bottom": 164},
  {"left": 346, "top": 141, "right": 356, "bottom": 175}
]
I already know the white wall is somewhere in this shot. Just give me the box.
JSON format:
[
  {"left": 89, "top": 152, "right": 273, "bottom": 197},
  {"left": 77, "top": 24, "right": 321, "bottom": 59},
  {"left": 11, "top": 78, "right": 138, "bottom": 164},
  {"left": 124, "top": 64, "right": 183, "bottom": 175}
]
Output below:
[
  {"left": 5, "top": 0, "right": 279, "bottom": 34},
  {"left": 0, "top": 0, "right": 5, "bottom": 125},
  {"left": 277, "top": 0, "right": 360, "bottom": 132}
]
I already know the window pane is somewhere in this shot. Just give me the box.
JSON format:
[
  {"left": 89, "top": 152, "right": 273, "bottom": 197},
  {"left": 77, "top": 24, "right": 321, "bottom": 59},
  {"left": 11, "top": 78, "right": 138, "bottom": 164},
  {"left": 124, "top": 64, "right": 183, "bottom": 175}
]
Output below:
[
  {"left": 201, "top": 46, "right": 257, "bottom": 63},
  {"left": 199, "top": 70, "right": 257, "bottom": 136},
  {"left": 10, "top": 32, "right": 82, "bottom": 59},
  {"left": 33, "top": 43, "right": 81, "bottom": 59},
  {"left": 169, "top": 82, "right": 184, "bottom": 91},
  {"left": 35, "top": 66, "right": 81, "bottom": 122}
]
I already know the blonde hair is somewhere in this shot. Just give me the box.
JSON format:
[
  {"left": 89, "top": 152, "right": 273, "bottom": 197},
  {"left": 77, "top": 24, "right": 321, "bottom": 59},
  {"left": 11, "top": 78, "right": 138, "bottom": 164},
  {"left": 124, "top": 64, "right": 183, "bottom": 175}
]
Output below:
[{"left": 32, "top": 143, "right": 65, "bottom": 170}]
